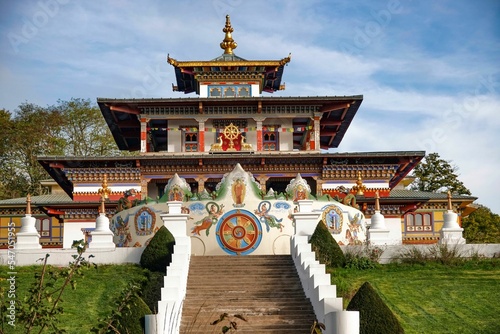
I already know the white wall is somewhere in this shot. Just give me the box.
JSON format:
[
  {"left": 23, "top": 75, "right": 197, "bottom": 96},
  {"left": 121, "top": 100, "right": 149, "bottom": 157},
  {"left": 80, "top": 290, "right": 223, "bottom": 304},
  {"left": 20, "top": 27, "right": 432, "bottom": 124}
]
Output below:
[
  {"left": 63, "top": 222, "right": 95, "bottom": 249},
  {"left": 0, "top": 247, "right": 144, "bottom": 266}
]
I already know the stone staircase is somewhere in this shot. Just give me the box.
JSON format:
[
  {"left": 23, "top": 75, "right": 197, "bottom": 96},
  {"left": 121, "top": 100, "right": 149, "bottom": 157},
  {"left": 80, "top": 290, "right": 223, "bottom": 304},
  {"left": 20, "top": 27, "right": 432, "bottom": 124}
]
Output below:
[{"left": 180, "top": 255, "right": 317, "bottom": 333}]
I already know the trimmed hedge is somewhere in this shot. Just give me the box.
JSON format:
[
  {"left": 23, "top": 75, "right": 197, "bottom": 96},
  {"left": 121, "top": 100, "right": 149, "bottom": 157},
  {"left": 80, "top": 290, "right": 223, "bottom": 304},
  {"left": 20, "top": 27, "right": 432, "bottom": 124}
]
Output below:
[
  {"left": 141, "top": 270, "right": 165, "bottom": 313},
  {"left": 116, "top": 295, "right": 151, "bottom": 334},
  {"left": 309, "top": 220, "right": 346, "bottom": 268},
  {"left": 140, "top": 225, "right": 176, "bottom": 272},
  {"left": 347, "top": 282, "right": 405, "bottom": 334}
]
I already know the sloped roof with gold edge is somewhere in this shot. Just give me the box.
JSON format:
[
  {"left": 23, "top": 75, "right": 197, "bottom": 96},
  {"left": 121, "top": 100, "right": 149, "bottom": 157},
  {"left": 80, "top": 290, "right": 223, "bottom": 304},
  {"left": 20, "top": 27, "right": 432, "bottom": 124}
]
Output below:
[{"left": 167, "top": 15, "right": 291, "bottom": 94}]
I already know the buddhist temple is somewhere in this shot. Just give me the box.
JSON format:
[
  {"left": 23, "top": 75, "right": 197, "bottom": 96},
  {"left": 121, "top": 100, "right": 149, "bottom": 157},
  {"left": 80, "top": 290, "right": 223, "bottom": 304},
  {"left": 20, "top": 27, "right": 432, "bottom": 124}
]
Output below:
[{"left": 0, "top": 15, "right": 477, "bottom": 249}]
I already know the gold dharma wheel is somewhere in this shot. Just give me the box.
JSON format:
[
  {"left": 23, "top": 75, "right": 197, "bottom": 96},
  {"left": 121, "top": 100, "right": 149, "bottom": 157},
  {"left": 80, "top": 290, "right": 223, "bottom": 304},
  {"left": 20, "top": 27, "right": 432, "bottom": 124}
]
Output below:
[{"left": 223, "top": 123, "right": 240, "bottom": 150}]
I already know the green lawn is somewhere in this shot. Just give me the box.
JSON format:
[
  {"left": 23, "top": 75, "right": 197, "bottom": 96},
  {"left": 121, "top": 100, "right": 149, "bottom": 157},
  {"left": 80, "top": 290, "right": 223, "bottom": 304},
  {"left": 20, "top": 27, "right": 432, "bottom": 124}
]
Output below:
[
  {"left": 2, "top": 260, "right": 499, "bottom": 334},
  {"left": 329, "top": 260, "right": 500, "bottom": 334},
  {"left": 1, "top": 263, "right": 146, "bottom": 334}
]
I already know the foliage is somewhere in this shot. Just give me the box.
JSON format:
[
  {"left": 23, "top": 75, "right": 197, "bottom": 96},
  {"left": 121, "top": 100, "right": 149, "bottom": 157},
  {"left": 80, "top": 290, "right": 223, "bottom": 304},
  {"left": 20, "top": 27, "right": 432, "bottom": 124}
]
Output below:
[
  {"left": 310, "top": 320, "right": 325, "bottom": 334},
  {"left": 91, "top": 282, "right": 151, "bottom": 334},
  {"left": 140, "top": 226, "right": 176, "bottom": 272},
  {"left": 309, "top": 221, "right": 346, "bottom": 268},
  {"left": 0, "top": 99, "right": 127, "bottom": 200},
  {"left": 344, "top": 244, "right": 383, "bottom": 270},
  {"left": 0, "top": 103, "right": 65, "bottom": 198},
  {"left": 463, "top": 205, "right": 500, "bottom": 243},
  {"left": 410, "top": 152, "right": 471, "bottom": 195},
  {"left": 140, "top": 270, "right": 165, "bottom": 312},
  {"left": 347, "top": 282, "right": 405, "bottom": 334},
  {"left": 50, "top": 98, "right": 121, "bottom": 157},
  {"left": 18, "top": 240, "right": 95, "bottom": 334},
  {"left": 393, "top": 244, "right": 468, "bottom": 266},
  {"left": 210, "top": 313, "right": 247, "bottom": 333},
  {"left": 329, "top": 258, "right": 500, "bottom": 333}
]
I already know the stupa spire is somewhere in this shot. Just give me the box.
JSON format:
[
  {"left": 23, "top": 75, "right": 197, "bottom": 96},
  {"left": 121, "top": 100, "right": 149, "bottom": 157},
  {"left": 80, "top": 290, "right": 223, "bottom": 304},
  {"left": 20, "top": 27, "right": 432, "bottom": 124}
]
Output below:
[{"left": 220, "top": 15, "right": 237, "bottom": 54}]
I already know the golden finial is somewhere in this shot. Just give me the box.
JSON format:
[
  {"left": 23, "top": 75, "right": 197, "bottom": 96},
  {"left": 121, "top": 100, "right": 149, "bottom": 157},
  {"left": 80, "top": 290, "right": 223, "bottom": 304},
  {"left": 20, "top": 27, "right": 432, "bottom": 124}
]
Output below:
[
  {"left": 99, "top": 195, "right": 106, "bottom": 214},
  {"left": 220, "top": 15, "right": 237, "bottom": 54},
  {"left": 26, "top": 194, "right": 32, "bottom": 215},
  {"left": 98, "top": 174, "right": 111, "bottom": 200},
  {"left": 447, "top": 191, "right": 453, "bottom": 211},
  {"left": 353, "top": 171, "right": 366, "bottom": 196},
  {"left": 375, "top": 191, "right": 380, "bottom": 212}
]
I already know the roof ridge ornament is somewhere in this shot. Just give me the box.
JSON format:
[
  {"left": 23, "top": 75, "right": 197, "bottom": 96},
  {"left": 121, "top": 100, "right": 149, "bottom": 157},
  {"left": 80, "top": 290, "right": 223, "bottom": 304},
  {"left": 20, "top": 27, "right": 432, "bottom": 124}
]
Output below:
[{"left": 220, "top": 15, "right": 237, "bottom": 54}]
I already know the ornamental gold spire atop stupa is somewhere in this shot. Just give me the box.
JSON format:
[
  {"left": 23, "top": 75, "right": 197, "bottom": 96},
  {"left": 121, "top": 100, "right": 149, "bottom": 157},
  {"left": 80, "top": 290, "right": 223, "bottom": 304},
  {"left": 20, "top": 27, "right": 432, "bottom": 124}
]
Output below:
[{"left": 220, "top": 15, "right": 237, "bottom": 54}]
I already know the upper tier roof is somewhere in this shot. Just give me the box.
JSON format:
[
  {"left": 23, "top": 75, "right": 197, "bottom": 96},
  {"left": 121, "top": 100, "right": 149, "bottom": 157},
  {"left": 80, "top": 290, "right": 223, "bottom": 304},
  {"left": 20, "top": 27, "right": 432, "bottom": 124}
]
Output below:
[
  {"left": 167, "top": 15, "right": 291, "bottom": 94},
  {"left": 97, "top": 95, "right": 363, "bottom": 151}
]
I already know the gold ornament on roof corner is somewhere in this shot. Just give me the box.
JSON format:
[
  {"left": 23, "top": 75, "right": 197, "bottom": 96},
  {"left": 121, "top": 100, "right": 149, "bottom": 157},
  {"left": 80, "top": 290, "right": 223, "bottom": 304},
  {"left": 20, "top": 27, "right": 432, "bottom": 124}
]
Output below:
[
  {"left": 352, "top": 171, "right": 366, "bottom": 196},
  {"left": 220, "top": 15, "right": 237, "bottom": 54},
  {"left": 98, "top": 174, "right": 112, "bottom": 200}
]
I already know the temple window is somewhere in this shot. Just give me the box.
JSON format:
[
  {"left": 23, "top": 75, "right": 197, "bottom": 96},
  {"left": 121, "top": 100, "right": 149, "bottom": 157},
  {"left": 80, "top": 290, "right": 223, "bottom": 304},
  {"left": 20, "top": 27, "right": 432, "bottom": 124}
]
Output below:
[
  {"left": 184, "top": 131, "right": 198, "bottom": 152},
  {"left": 36, "top": 218, "right": 51, "bottom": 237},
  {"left": 238, "top": 87, "right": 249, "bottom": 97},
  {"left": 263, "top": 130, "right": 278, "bottom": 151},
  {"left": 404, "top": 212, "right": 433, "bottom": 232},
  {"left": 224, "top": 87, "right": 236, "bottom": 97},
  {"left": 209, "top": 87, "right": 221, "bottom": 97}
]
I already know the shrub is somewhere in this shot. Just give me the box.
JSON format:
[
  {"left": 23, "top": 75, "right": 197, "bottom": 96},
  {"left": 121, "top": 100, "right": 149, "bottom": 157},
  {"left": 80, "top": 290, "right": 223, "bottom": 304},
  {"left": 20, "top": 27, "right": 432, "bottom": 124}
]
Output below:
[
  {"left": 116, "top": 295, "right": 151, "bottom": 334},
  {"left": 310, "top": 220, "right": 346, "bottom": 268},
  {"left": 141, "top": 270, "right": 165, "bottom": 312},
  {"left": 393, "top": 246, "right": 429, "bottom": 265},
  {"left": 347, "top": 282, "right": 404, "bottom": 334},
  {"left": 140, "top": 225, "right": 176, "bottom": 272}
]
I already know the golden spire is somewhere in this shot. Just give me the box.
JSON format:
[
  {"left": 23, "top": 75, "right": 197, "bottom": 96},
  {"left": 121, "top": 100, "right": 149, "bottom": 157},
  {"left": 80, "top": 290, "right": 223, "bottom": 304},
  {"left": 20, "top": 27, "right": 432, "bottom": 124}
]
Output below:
[
  {"left": 353, "top": 171, "right": 366, "bottom": 196},
  {"left": 26, "top": 194, "right": 32, "bottom": 215},
  {"left": 220, "top": 15, "right": 237, "bottom": 54},
  {"left": 375, "top": 191, "right": 380, "bottom": 211},
  {"left": 447, "top": 191, "right": 453, "bottom": 211},
  {"left": 99, "top": 195, "right": 106, "bottom": 214},
  {"left": 98, "top": 174, "right": 111, "bottom": 200}
]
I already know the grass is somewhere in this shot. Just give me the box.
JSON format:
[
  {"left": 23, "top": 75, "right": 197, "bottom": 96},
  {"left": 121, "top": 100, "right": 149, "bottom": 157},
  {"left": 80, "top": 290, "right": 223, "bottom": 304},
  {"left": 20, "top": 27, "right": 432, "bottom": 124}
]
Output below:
[
  {"left": 1, "top": 258, "right": 499, "bottom": 333},
  {"left": 329, "top": 259, "right": 500, "bottom": 334},
  {"left": 0, "top": 263, "right": 146, "bottom": 334}
]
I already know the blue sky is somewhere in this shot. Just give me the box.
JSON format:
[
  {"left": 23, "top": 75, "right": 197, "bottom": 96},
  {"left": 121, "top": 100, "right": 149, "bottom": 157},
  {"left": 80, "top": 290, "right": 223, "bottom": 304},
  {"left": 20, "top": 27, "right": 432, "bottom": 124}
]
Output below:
[{"left": 1, "top": 0, "right": 499, "bottom": 213}]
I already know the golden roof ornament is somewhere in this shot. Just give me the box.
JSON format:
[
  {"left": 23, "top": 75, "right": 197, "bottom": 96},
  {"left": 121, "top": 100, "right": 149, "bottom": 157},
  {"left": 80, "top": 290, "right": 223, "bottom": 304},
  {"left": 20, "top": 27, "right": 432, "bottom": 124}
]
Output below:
[
  {"left": 26, "top": 194, "right": 32, "bottom": 215},
  {"left": 220, "top": 15, "right": 237, "bottom": 54},
  {"left": 353, "top": 171, "right": 366, "bottom": 196},
  {"left": 98, "top": 174, "right": 111, "bottom": 200}
]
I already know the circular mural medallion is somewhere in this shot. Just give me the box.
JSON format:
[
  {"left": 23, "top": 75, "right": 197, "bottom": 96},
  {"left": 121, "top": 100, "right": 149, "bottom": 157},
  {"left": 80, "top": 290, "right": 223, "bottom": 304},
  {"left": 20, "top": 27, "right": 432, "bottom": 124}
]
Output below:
[
  {"left": 321, "top": 205, "right": 344, "bottom": 234},
  {"left": 216, "top": 209, "right": 262, "bottom": 255}
]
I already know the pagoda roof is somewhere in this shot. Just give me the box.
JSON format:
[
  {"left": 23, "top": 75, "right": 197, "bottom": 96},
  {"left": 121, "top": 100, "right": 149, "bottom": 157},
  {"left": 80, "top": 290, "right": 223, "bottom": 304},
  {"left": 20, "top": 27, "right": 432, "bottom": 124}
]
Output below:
[
  {"left": 97, "top": 95, "right": 363, "bottom": 151},
  {"left": 167, "top": 15, "right": 291, "bottom": 94},
  {"left": 38, "top": 150, "right": 424, "bottom": 199}
]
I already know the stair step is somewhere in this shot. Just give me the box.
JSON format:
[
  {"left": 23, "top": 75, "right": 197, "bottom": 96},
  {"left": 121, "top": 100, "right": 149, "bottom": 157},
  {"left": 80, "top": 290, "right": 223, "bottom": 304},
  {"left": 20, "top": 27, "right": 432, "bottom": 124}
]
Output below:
[{"left": 179, "top": 255, "right": 316, "bottom": 333}]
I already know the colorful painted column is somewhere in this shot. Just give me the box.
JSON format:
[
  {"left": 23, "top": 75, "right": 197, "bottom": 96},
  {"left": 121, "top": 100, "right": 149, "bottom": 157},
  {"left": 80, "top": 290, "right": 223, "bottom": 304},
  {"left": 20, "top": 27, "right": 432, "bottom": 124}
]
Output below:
[
  {"left": 140, "top": 118, "right": 149, "bottom": 153},
  {"left": 255, "top": 118, "right": 264, "bottom": 151},
  {"left": 198, "top": 118, "right": 207, "bottom": 152},
  {"left": 312, "top": 114, "right": 321, "bottom": 151}
]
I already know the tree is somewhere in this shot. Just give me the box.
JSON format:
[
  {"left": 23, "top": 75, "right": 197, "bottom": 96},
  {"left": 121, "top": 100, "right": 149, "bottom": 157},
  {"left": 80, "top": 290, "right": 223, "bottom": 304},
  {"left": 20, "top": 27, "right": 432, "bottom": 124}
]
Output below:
[
  {"left": 0, "top": 98, "right": 125, "bottom": 200},
  {"left": 0, "top": 103, "right": 65, "bottom": 198},
  {"left": 462, "top": 205, "right": 500, "bottom": 243},
  {"left": 410, "top": 152, "right": 471, "bottom": 195},
  {"left": 50, "top": 98, "right": 121, "bottom": 157}
]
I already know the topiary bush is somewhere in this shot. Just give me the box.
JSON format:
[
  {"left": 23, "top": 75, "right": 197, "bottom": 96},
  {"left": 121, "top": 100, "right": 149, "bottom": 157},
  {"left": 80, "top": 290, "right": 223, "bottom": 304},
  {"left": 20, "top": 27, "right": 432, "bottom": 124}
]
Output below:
[
  {"left": 347, "top": 282, "right": 405, "bottom": 334},
  {"left": 140, "top": 225, "right": 176, "bottom": 272},
  {"left": 309, "top": 220, "right": 346, "bottom": 268},
  {"left": 116, "top": 295, "right": 151, "bottom": 334},
  {"left": 141, "top": 270, "right": 165, "bottom": 313}
]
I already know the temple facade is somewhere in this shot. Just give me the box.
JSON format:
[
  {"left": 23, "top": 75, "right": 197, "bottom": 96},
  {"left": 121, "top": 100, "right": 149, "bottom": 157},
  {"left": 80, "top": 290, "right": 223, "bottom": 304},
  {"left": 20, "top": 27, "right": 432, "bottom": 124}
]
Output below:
[{"left": 0, "top": 16, "right": 476, "bottom": 250}]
